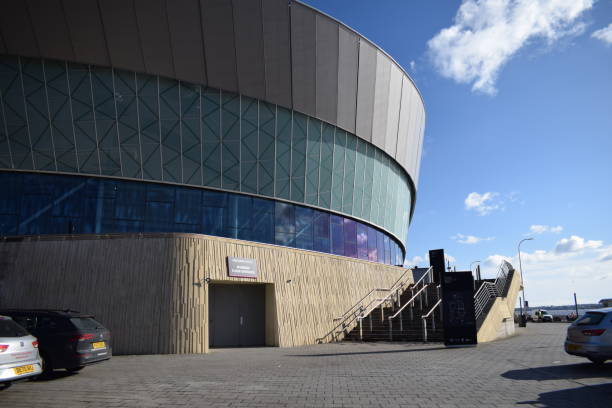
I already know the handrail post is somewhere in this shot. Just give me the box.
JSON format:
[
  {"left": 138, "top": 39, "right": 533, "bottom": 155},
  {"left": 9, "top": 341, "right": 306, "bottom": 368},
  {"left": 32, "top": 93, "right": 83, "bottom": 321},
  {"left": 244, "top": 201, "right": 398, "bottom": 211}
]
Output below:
[
  {"left": 380, "top": 303, "right": 384, "bottom": 322},
  {"left": 432, "top": 311, "right": 436, "bottom": 331},
  {"left": 400, "top": 311, "right": 403, "bottom": 331},
  {"left": 389, "top": 318, "right": 393, "bottom": 341},
  {"left": 423, "top": 319, "right": 428, "bottom": 342},
  {"left": 359, "top": 318, "right": 363, "bottom": 341},
  {"left": 369, "top": 313, "right": 372, "bottom": 332}
]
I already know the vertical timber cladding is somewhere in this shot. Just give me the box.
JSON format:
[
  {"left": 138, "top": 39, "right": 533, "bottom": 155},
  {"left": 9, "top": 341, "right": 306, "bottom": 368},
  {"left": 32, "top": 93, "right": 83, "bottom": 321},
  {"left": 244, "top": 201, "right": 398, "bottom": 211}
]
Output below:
[{"left": 0, "top": 234, "right": 410, "bottom": 353}]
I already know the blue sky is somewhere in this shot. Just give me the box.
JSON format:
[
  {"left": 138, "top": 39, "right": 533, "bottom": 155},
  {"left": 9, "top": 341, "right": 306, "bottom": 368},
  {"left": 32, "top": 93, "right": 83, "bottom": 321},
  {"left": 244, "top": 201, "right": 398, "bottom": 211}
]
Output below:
[{"left": 303, "top": 0, "right": 612, "bottom": 306}]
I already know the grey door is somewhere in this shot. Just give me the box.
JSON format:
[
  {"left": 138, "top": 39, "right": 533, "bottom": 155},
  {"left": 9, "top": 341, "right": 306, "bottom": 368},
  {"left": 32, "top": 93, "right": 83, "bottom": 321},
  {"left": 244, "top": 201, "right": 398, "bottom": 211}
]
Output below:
[{"left": 209, "top": 284, "right": 265, "bottom": 347}]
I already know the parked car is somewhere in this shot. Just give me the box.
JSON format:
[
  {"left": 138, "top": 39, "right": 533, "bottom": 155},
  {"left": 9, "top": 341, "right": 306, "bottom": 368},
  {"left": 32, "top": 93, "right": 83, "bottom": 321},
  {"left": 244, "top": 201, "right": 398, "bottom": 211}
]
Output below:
[
  {"left": 0, "top": 315, "right": 42, "bottom": 383},
  {"left": 541, "top": 314, "right": 553, "bottom": 323},
  {"left": 0, "top": 309, "right": 112, "bottom": 373},
  {"left": 564, "top": 307, "right": 611, "bottom": 365}
]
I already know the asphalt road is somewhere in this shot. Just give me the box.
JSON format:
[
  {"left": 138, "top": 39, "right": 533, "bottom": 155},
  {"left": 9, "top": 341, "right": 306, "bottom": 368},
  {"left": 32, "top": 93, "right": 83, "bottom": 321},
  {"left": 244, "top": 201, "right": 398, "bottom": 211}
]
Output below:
[{"left": 1, "top": 323, "right": 610, "bottom": 407}]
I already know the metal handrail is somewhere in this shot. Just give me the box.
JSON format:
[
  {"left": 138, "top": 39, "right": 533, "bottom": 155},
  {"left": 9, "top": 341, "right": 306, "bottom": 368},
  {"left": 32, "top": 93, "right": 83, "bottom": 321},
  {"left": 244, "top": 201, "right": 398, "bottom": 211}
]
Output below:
[
  {"left": 317, "top": 267, "right": 415, "bottom": 343},
  {"left": 388, "top": 284, "right": 429, "bottom": 320},
  {"left": 386, "top": 283, "right": 431, "bottom": 340},
  {"left": 422, "top": 298, "right": 442, "bottom": 342},
  {"left": 333, "top": 267, "right": 414, "bottom": 321},
  {"left": 474, "top": 261, "right": 512, "bottom": 321}
]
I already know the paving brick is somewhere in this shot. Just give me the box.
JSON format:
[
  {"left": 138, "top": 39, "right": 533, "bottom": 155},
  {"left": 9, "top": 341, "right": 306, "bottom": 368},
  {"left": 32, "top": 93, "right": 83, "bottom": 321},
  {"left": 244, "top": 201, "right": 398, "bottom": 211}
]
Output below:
[{"left": 0, "top": 324, "right": 610, "bottom": 407}]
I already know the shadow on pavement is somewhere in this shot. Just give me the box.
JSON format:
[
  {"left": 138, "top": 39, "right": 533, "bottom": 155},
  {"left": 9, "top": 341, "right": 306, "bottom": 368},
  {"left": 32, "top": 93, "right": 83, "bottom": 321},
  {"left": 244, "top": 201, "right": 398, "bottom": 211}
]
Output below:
[
  {"left": 35, "top": 370, "right": 78, "bottom": 382},
  {"left": 517, "top": 383, "right": 612, "bottom": 408},
  {"left": 287, "top": 346, "right": 448, "bottom": 358},
  {"left": 502, "top": 362, "right": 612, "bottom": 381}
]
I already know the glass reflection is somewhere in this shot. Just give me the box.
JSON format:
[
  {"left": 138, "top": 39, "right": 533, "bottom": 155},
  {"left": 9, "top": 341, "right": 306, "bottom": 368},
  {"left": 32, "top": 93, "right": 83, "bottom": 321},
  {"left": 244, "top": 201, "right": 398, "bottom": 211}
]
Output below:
[{"left": 0, "top": 172, "right": 404, "bottom": 266}]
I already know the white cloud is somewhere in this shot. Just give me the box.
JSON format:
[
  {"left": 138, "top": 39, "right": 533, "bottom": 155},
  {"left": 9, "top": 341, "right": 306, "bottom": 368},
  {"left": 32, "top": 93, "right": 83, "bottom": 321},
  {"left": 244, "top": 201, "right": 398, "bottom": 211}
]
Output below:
[
  {"left": 481, "top": 235, "right": 612, "bottom": 305},
  {"left": 555, "top": 235, "right": 602, "bottom": 253},
  {"left": 527, "top": 224, "right": 563, "bottom": 235},
  {"left": 451, "top": 233, "right": 495, "bottom": 244},
  {"left": 409, "top": 60, "right": 416, "bottom": 71},
  {"left": 592, "top": 22, "right": 612, "bottom": 45},
  {"left": 464, "top": 192, "right": 502, "bottom": 215},
  {"left": 428, "top": 0, "right": 594, "bottom": 94}
]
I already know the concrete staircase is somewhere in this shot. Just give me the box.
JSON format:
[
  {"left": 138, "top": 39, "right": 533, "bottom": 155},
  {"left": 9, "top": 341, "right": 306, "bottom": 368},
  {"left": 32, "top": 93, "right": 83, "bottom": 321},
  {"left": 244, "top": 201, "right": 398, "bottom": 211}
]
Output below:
[{"left": 344, "top": 282, "right": 443, "bottom": 342}]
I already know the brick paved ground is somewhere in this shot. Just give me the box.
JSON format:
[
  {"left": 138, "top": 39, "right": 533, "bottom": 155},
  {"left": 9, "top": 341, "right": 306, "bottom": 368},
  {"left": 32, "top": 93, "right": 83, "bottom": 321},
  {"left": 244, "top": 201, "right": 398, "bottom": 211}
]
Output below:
[{"left": 0, "top": 323, "right": 610, "bottom": 407}]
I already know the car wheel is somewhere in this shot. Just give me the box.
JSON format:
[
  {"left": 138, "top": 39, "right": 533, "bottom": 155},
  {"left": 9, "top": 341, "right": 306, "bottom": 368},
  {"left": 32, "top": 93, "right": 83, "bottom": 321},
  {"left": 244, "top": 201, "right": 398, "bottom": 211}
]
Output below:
[
  {"left": 588, "top": 357, "right": 606, "bottom": 365},
  {"left": 41, "top": 354, "right": 53, "bottom": 375},
  {"left": 66, "top": 366, "right": 84, "bottom": 373}
]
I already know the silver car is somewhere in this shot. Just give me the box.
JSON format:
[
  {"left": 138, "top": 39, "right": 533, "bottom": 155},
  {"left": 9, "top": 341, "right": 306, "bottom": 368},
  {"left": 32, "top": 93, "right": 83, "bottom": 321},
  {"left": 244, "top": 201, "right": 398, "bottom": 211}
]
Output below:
[
  {"left": 565, "top": 307, "right": 612, "bottom": 365},
  {"left": 0, "top": 315, "right": 43, "bottom": 383}
]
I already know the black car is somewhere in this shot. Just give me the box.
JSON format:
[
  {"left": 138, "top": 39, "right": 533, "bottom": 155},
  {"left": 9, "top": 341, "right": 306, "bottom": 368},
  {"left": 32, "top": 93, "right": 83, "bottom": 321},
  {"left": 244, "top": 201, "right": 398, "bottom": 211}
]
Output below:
[{"left": 0, "top": 309, "right": 112, "bottom": 373}]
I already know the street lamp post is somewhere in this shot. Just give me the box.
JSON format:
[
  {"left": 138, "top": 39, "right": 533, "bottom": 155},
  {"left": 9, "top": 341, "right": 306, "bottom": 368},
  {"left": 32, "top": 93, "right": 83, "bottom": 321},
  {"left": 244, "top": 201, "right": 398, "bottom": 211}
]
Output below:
[{"left": 518, "top": 237, "right": 534, "bottom": 327}]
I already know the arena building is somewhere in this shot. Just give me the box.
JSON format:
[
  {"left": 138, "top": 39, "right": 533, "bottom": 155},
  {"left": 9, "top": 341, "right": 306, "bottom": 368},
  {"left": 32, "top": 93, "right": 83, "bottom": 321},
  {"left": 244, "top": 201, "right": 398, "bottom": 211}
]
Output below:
[{"left": 0, "top": 0, "right": 425, "bottom": 353}]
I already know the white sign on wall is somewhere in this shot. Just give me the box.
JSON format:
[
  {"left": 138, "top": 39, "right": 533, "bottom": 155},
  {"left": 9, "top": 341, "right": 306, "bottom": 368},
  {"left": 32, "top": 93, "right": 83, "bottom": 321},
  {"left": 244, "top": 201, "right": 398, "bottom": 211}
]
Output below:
[{"left": 227, "top": 256, "right": 258, "bottom": 279}]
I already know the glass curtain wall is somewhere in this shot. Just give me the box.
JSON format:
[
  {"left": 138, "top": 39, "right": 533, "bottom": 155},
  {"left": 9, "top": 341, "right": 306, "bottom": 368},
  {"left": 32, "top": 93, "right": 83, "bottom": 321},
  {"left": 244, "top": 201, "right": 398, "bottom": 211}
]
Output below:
[
  {"left": 0, "top": 171, "right": 404, "bottom": 266},
  {"left": 0, "top": 56, "right": 412, "bottom": 249}
]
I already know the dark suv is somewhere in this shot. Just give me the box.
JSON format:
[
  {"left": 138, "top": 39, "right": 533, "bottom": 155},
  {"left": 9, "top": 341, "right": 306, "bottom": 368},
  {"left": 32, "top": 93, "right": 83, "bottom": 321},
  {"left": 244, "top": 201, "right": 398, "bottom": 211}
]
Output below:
[{"left": 0, "top": 309, "right": 112, "bottom": 373}]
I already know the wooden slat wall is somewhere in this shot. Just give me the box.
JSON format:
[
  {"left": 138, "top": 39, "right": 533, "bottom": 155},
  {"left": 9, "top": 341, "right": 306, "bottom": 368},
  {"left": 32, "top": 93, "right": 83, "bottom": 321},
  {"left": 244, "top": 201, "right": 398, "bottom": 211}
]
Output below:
[{"left": 0, "top": 234, "right": 411, "bottom": 354}]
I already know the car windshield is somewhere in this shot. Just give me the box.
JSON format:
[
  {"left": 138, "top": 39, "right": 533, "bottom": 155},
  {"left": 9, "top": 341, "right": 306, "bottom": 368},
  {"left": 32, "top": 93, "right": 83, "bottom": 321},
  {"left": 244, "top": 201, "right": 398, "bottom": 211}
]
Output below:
[
  {"left": 0, "top": 317, "right": 29, "bottom": 337},
  {"left": 70, "top": 317, "right": 103, "bottom": 330},
  {"left": 575, "top": 312, "right": 605, "bottom": 326}
]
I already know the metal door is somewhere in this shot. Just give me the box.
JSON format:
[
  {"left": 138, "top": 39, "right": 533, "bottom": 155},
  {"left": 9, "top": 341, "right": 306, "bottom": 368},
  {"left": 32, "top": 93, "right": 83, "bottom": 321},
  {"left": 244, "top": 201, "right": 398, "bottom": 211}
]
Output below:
[{"left": 209, "top": 284, "right": 265, "bottom": 347}]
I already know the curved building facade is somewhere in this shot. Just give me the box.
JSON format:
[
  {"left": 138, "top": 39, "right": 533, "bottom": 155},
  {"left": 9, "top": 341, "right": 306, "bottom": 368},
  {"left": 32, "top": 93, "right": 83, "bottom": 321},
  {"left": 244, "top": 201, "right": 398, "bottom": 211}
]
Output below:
[{"left": 0, "top": 0, "right": 425, "bottom": 352}]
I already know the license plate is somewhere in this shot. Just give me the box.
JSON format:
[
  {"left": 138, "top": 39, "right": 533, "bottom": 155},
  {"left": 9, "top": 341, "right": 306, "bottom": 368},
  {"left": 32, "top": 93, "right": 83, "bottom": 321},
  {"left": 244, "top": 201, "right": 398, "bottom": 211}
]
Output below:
[
  {"left": 91, "top": 341, "right": 106, "bottom": 350},
  {"left": 13, "top": 365, "right": 34, "bottom": 375},
  {"left": 567, "top": 344, "right": 582, "bottom": 352}
]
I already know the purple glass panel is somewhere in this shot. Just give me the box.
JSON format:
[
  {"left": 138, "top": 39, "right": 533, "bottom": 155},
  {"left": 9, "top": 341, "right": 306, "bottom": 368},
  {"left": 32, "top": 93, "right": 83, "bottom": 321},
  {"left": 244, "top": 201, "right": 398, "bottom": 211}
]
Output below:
[
  {"left": 383, "top": 235, "right": 390, "bottom": 265},
  {"left": 343, "top": 218, "right": 357, "bottom": 258}
]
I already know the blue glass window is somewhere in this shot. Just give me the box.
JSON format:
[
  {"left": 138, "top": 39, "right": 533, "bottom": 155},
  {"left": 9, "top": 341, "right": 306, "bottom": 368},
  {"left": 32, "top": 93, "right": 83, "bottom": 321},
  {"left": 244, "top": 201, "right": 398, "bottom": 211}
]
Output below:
[
  {"left": 331, "top": 215, "right": 344, "bottom": 256},
  {"left": 0, "top": 171, "right": 404, "bottom": 267},
  {"left": 313, "top": 212, "right": 330, "bottom": 253}
]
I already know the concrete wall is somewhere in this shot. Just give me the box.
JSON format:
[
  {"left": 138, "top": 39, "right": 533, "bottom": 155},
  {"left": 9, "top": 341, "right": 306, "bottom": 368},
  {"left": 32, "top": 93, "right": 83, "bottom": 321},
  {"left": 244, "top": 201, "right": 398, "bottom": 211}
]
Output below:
[
  {"left": 477, "top": 271, "right": 522, "bottom": 343},
  {"left": 0, "top": 233, "right": 410, "bottom": 354}
]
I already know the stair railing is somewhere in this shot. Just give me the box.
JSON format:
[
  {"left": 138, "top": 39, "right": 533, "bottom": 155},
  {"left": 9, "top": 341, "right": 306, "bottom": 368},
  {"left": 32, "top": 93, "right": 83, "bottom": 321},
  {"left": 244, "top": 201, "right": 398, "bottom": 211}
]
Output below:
[
  {"left": 386, "top": 283, "right": 430, "bottom": 340},
  {"left": 474, "top": 261, "right": 512, "bottom": 322},
  {"left": 422, "top": 296, "right": 442, "bottom": 342},
  {"left": 316, "top": 267, "right": 414, "bottom": 343},
  {"left": 354, "top": 268, "right": 431, "bottom": 340}
]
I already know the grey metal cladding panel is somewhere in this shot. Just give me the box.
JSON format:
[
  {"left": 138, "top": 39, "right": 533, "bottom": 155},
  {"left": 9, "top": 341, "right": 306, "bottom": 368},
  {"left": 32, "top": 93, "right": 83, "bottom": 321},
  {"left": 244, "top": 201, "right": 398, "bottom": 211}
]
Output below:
[
  {"left": 134, "top": 0, "right": 174, "bottom": 77},
  {"left": 27, "top": 0, "right": 74, "bottom": 61},
  {"left": 261, "top": 0, "right": 291, "bottom": 107},
  {"left": 396, "top": 75, "right": 411, "bottom": 166},
  {"left": 62, "top": 0, "right": 109, "bottom": 66},
  {"left": 0, "top": 0, "right": 39, "bottom": 57},
  {"left": 98, "top": 0, "right": 145, "bottom": 72},
  {"left": 290, "top": 2, "right": 316, "bottom": 117},
  {"left": 355, "top": 40, "right": 376, "bottom": 142},
  {"left": 232, "top": 0, "right": 265, "bottom": 100},
  {"left": 371, "top": 51, "right": 390, "bottom": 151},
  {"left": 336, "top": 26, "right": 357, "bottom": 133},
  {"left": 315, "top": 15, "right": 338, "bottom": 125},
  {"left": 384, "top": 64, "right": 402, "bottom": 157},
  {"left": 201, "top": 0, "right": 238, "bottom": 93},
  {"left": 395, "top": 76, "right": 412, "bottom": 171},
  {"left": 166, "top": 0, "right": 206, "bottom": 85}
]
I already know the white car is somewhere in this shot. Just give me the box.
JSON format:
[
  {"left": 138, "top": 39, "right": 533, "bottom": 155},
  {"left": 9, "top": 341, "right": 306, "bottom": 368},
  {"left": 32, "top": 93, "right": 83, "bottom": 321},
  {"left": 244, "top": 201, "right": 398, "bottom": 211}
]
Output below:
[
  {"left": 0, "top": 315, "right": 43, "bottom": 383},
  {"left": 565, "top": 307, "right": 612, "bottom": 365}
]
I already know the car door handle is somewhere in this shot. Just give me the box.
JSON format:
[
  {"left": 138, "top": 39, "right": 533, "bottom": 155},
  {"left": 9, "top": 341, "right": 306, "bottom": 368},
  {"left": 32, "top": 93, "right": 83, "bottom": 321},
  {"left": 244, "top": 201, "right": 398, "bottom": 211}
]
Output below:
[{"left": 240, "top": 316, "right": 243, "bottom": 326}]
